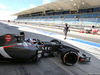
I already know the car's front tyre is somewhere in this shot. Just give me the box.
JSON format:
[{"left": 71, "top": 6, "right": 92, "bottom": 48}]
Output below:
[{"left": 61, "top": 51, "right": 78, "bottom": 66}]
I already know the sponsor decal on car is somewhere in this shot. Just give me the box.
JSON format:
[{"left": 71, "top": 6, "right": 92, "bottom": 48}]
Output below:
[{"left": 5, "top": 35, "right": 12, "bottom": 42}]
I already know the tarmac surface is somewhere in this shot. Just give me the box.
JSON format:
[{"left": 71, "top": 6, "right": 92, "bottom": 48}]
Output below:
[{"left": 0, "top": 22, "right": 100, "bottom": 75}]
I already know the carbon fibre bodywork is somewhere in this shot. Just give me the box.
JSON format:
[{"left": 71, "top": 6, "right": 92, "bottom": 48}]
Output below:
[{"left": 4, "top": 46, "right": 38, "bottom": 60}]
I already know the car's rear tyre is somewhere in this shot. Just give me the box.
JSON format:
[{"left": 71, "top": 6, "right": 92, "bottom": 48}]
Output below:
[
  {"left": 50, "top": 39, "right": 61, "bottom": 44},
  {"left": 61, "top": 51, "right": 78, "bottom": 66}
]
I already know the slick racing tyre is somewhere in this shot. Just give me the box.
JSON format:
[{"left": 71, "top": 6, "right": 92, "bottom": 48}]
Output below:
[
  {"left": 50, "top": 39, "right": 61, "bottom": 44},
  {"left": 61, "top": 51, "right": 78, "bottom": 66}
]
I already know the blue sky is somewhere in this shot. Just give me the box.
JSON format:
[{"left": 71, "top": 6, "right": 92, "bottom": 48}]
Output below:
[{"left": 0, "top": 0, "right": 55, "bottom": 20}]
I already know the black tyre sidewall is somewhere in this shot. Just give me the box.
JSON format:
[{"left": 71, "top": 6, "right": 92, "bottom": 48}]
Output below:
[{"left": 61, "top": 51, "right": 78, "bottom": 66}]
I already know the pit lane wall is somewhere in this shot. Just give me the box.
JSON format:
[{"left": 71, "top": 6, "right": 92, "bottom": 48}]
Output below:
[{"left": 13, "top": 18, "right": 100, "bottom": 35}]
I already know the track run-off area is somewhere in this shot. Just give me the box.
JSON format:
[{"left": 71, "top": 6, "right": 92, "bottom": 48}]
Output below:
[{"left": 0, "top": 22, "right": 100, "bottom": 75}]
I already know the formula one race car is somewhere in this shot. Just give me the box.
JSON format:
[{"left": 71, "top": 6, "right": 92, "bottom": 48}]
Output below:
[{"left": 0, "top": 32, "right": 91, "bottom": 66}]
